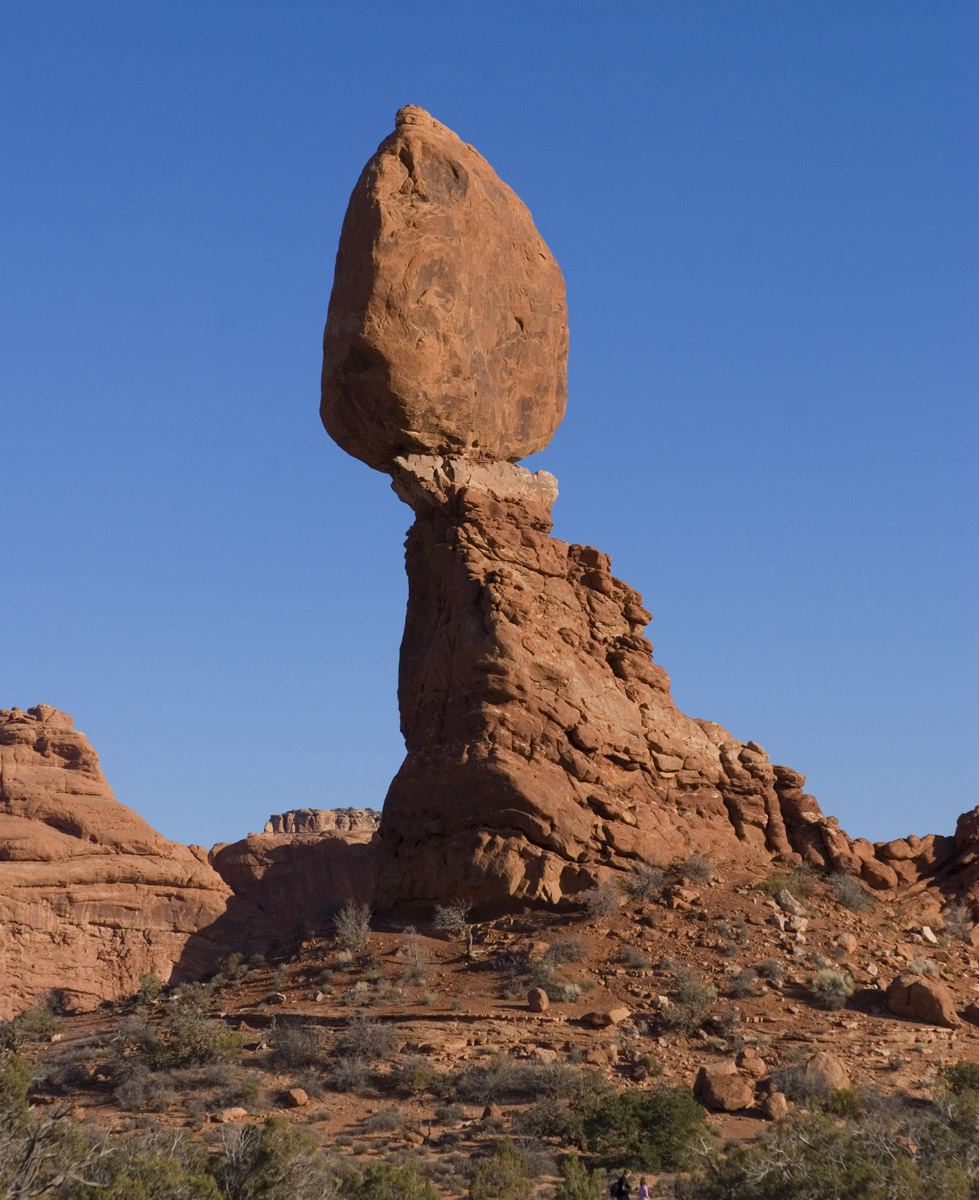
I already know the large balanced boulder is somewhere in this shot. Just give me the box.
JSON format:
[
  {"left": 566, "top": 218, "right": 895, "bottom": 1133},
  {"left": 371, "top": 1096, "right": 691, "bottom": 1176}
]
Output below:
[
  {"left": 0, "top": 705, "right": 233, "bottom": 1017},
  {"left": 321, "top": 105, "right": 568, "bottom": 471}
]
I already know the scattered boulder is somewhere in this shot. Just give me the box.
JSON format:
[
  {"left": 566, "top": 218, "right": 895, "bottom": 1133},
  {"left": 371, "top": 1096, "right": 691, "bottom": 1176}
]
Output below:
[
  {"left": 694, "top": 1063, "right": 754, "bottom": 1112},
  {"left": 284, "top": 1088, "right": 308, "bottom": 1108},
  {"left": 527, "top": 987, "right": 549, "bottom": 1013},
  {"left": 585, "top": 1007, "right": 630, "bottom": 1028},
  {"left": 804, "top": 1051, "right": 850, "bottom": 1092},
  {"left": 763, "top": 1091, "right": 791, "bottom": 1120},
  {"left": 886, "top": 974, "right": 959, "bottom": 1028}
]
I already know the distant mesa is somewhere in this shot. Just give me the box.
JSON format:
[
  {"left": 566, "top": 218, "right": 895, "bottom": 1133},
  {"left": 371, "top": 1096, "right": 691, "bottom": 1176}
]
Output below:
[{"left": 264, "top": 807, "right": 380, "bottom": 835}]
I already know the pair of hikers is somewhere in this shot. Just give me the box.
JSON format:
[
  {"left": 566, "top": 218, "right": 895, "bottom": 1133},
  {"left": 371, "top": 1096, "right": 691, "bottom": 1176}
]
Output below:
[{"left": 610, "top": 1170, "right": 650, "bottom": 1199}]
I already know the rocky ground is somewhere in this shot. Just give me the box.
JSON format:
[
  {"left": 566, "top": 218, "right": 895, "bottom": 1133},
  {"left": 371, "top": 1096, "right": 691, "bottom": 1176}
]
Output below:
[{"left": 9, "top": 855, "right": 979, "bottom": 1197}]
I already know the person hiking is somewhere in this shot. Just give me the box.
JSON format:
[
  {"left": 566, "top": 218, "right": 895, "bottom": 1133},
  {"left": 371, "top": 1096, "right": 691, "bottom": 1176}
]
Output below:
[
  {"left": 637, "top": 1178, "right": 649, "bottom": 1200},
  {"left": 611, "top": 1169, "right": 632, "bottom": 1197}
]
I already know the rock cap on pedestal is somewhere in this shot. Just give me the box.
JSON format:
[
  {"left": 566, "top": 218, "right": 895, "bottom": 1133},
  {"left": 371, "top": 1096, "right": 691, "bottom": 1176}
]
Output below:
[{"left": 321, "top": 106, "right": 568, "bottom": 472}]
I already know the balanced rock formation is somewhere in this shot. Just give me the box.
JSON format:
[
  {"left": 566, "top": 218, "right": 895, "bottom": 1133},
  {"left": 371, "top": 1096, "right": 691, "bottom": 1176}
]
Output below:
[
  {"left": 321, "top": 108, "right": 975, "bottom": 910},
  {"left": 210, "top": 813, "right": 377, "bottom": 940},
  {"left": 321, "top": 105, "right": 568, "bottom": 471},
  {"left": 0, "top": 705, "right": 232, "bottom": 1017}
]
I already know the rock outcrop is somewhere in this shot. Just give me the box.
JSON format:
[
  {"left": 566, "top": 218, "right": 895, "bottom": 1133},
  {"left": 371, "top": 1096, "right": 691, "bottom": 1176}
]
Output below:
[
  {"left": 0, "top": 705, "right": 232, "bottom": 1017},
  {"left": 322, "top": 107, "right": 964, "bottom": 911},
  {"left": 210, "top": 816, "right": 377, "bottom": 940},
  {"left": 264, "top": 808, "right": 380, "bottom": 835}
]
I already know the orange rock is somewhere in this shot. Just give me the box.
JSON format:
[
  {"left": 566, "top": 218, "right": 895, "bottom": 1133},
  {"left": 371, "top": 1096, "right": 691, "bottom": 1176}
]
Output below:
[
  {"left": 886, "top": 973, "right": 959, "bottom": 1028},
  {"left": 0, "top": 705, "right": 232, "bottom": 1018},
  {"left": 694, "top": 1063, "right": 754, "bottom": 1112},
  {"left": 526, "top": 987, "right": 549, "bottom": 1013},
  {"left": 285, "top": 1088, "right": 308, "bottom": 1108},
  {"left": 322, "top": 106, "right": 568, "bottom": 472}
]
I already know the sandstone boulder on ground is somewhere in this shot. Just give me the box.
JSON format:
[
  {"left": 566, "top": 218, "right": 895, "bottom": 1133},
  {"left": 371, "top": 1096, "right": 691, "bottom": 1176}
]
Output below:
[
  {"left": 804, "top": 1051, "right": 850, "bottom": 1092},
  {"left": 694, "top": 1062, "right": 754, "bottom": 1112},
  {"left": 886, "top": 973, "right": 959, "bottom": 1028},
  {"left": 0, "top": 705, "right": 233, "bottom": 1018}
]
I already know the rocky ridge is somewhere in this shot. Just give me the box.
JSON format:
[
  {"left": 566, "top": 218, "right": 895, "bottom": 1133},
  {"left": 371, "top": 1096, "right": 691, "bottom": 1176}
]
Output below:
[{"left": 0, "top": 705, "right": 232, "bottom": 1018}]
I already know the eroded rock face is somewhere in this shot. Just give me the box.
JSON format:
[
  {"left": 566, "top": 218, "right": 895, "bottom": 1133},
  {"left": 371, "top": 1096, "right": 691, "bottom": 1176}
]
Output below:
[
  {"left": 321, "top": 106, "right": 568, "bottom": 471},
  {"left": 371, "top": 460, "right": 877, "bottom": 906},
  {"left": 264, "top": 808, "right": 380, "bottom": 835},
  {"left": 322, "top": 109, "right": 970, "bottom": 912},
  {"left": 0, "top": 705, "right": 232, "bottom": 1017},
  {"left": 210, "top": 824, "right": 376, "bottom": 940}
]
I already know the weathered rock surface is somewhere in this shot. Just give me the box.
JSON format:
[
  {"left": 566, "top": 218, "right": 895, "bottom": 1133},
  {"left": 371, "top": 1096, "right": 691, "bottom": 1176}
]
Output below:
[
  {"left": 0, "top": 705, "right": 232, "bottom": 1018},
  {"left": 694, "top": 1062, "right": 754, "bottom": 1112},
  {"left": 210, "top": 823, "right": 376, "bottom": 940},
  {"left": 886, "top": 973, "right": 960, "bottom": 1028},
  {"left": 321, "top": 109, "right": 978, "bottom": 912},
  {"left": 264, "top": 808, "right": 380, "bottom": 835},
  {"left": 321, "top": 105, "right": 568, "bottom": 471}
]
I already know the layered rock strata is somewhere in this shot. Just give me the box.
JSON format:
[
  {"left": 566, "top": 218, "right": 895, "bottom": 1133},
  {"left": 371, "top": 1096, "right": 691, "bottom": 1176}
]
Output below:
[
  {"left": 264, "top": 808, "right": 379, "bottom": 835},
  {"left": 0, "top": 705, "right": 232, "bottom": 1017}
]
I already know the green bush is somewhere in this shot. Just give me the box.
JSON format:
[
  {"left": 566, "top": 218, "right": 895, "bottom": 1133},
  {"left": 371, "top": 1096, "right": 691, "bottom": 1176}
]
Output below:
[
  {"left": 349, "top": 1161, "right": 440, "bottom": 1200},
  {"left": 555, "top": 1153, "right": 603, "bottom": 1200},
  {"left": 661, "top": 973, "right": 717, "bottom": 1035},
  {"left": 940, "top": 1060, "right": 979, "bottom": 1096},
  {"left": 468, "top": 1140, "right": 533, "bottom": 1200},
  {"left": 622, "top": 864, "right": 667, "bottom": 903},
  {"left": 582, "top": 1087, "right": 708, "bottom": 1170},
  {"left": 0, "top": 1006, "right": 63, "bottom": 1049},
  {"left": 215, "top": 1116, "right": 335, "bottom": 1200}
]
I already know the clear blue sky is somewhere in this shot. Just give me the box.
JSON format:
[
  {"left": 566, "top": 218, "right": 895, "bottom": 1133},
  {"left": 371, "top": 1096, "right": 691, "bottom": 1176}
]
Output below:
[{"left": 2, "top": 2, "right": 975, "bottom": 851}]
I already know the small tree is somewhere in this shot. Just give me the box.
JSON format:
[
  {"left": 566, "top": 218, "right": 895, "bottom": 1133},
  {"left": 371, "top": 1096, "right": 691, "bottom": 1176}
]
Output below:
[
  {"left": 433, "top": 900, "right": 474, "bottom": 960},
  {"left": 468, "top": 1141, "right": 533, "bottom": 1200},
  {"left": 583, "top": 1088, "right": 708, "bottom": 1171},
  {"left": 334, "top": 902, "right": 372, "bottom": 956},
  {"left": 354, "top": 1161, "right": 440, "bottom": 1200},
  {"left": 555, "top": 1153, "right": 603, "bottom": 1200}
]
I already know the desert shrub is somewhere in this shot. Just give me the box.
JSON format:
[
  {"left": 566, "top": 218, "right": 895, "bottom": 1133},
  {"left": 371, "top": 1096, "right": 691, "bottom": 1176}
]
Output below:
[
  {"left": 620, "top": 946, "right": 651, "bottom": 968},
  {"left": 675, "top": 1106, "right": 979, "bottom": 1200},
  {"left": 810, "top": 968, "right": 855, "bottom": 1011},
  {"left": 558, "top": 982, "right": 585, "bottom": 1002},
  {"left": 433, "top": 901, "right": 475, "bottom": 957},
  {"left": 350, "top": 1161, "right": 440, "bottom": 1200},
  {"left": 909, "top": 956, "right": 939, "bottom": 976},
  {"left": 759, "top": 864, "right": 819, "bottom": 900},
  {"left": 397, "top": 930, "right": 429, "bottom": 987},
  {"left": 823, "top": 1087, "right": 864, "bottom": 1118},
  {"left": 729, "top": 968, "right": 761, "bottom": 999},
  {"left": 269, "top": 1021, "right": 323, "bottom": 1070},
  {"left": 334, "top": 1016, "right": 397, "bottom": 1063},
  {"left": 756, "top": 957, "right": 784, "bottom": 983},
  {"left": 768, "top": 1064, "right": 829, "bottom": 1105},
  {"left": 545, "top": 938, "right": 589, "bottom": 963},
  {"left": 940, "top": 1060, "right": 979, "bottom": 1096},
  {"left": 555, "top": 1152, "right": 603, "bottom": 1200},
  {"left": 114, "top": 1063, "right": 174, "bottom": 1111},
  {"left": 334, "top": 902, "right": 373, "bottom": 955},
  {"left": 582, "top": 1087, "right": 708, "bottom": 1170},
  {"left": 581, "top": 882, "right": 619, "bottom": 917},
  {"left": 215, "top": 1116, "right": 335, "bottom": 1200},
  {"left": 467, "top": 1140, "right": 533, "bottom": 1200},
  {"left": 661, "top": 973, "right": 717, "bottom": 1035},
  {"left": 392, "top": 1056, "right": 444, "bottom": 1096},
  {"left": 828, "top": 872, "right": 874, "bottom": 913},
  {"left": 363, "top": 1104, "right": 407, "bottom": 1133},
  {"left": 138, "top": 971, "right": 165, "bottom": 1002},
  {"left": 330, "top": 1055, "right": 369, "bottom": 1092},
  {"left": 943, "top": 901, "right": 974, "bottom": 943},
  {"left": 622, "top": 864, "right": 667, "bottom": 903},
  {"left": 673, "top": 853, "right": 712, "bottom": 885},
  {"left": 0, "top": 1006, "right": 63, "bottom": 1049}
]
